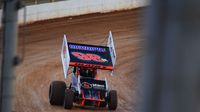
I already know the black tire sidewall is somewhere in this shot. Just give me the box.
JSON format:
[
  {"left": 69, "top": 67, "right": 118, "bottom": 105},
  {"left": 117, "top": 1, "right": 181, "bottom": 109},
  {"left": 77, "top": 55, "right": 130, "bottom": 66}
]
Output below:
[
  {"left": 49, "top": 81, "right": 66, "bottom": 105},
  {"left": 108, "top": 90, "right": 118, "bottom": 110}
]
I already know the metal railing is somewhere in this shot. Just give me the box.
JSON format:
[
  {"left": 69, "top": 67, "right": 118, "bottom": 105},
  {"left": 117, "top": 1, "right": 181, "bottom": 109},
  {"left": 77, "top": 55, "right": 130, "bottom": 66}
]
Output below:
[
  {"left": 0, "top": 0, "right": 67, "bottom": 8},
  {"left": 23, "top": 0, "right": 66, "bottom": 5}
]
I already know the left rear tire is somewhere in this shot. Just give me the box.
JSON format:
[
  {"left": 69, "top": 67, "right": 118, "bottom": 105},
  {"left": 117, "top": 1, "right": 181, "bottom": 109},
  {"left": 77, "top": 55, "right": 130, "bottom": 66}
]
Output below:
[{"left": 49, "top": 81, "right": 66, "bottom": 105}]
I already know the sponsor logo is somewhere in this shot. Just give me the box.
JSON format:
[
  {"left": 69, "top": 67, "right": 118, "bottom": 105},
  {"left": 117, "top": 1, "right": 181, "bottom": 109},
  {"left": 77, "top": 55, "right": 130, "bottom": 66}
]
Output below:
[
  {"left": 81, "top": 82, "right": 105, "bottom": 89},
  {"left": 72, "top": 52, "right": 108, "bottom": 63},
  {"left": 69, "top": 44, "right": 106, "bottom": 52},
  {"left": 92, "top": 84, "right": 105, "bottom": 89},
  {"left": 72, "top": 62, "right": 110, "bottom": 69},
  {"left": 81, "top": 82, "right": 92, "bottom": 89},
  {"left": 63, "top": 46, "right": 66, "bottom": 58},
  {"left": 63, "top": 41, "right": 67, "bottom": 58}
]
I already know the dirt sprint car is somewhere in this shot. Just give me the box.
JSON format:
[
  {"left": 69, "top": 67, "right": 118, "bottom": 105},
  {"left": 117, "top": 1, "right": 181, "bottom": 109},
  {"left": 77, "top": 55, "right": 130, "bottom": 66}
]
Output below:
[{"left": 49, "top": 31, "right": 117, "bottom": 110}]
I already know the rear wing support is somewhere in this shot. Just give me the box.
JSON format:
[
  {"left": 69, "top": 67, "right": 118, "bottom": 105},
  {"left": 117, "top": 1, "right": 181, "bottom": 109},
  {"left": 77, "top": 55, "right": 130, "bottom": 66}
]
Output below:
[
  {"left": 61, "top": 35, "right": 70, "bottom": 79},
  {"left": 107, "top": 31, "right": 116, "bottom": 75}
]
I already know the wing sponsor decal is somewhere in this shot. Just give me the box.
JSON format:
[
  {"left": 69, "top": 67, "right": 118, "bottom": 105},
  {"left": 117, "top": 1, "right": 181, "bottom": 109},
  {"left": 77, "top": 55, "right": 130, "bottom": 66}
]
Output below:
[
  {"left": 63, "top": 44, "right": 66, "bottom": 58},
  {"left": 69, "top": 44, "right": 106, "bottom": 52},
  {"left": 70, "top": 62, "right": 113, "bottom": 70},
  {"left": 67, "top": 42, "right": 113, "bottom": 69},
  {"left": 72, "top": 52, "right": 108, "bottom": 63}
]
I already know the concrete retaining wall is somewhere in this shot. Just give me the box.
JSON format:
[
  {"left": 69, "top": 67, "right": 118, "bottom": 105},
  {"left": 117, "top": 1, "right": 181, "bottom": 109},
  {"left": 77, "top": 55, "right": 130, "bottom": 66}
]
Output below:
[{"left": 0, "top": 0, "right": 147, "bottom": 25}]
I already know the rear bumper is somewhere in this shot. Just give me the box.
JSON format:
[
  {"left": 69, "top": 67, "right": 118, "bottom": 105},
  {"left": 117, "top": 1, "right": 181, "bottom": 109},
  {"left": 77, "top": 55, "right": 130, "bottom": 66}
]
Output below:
[{"left": 79, "top": 98, "right": 106, "bottom": 107}]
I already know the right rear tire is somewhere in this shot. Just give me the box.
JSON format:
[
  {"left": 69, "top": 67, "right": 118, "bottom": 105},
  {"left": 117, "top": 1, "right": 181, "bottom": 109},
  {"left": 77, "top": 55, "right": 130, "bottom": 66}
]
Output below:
[
  {"left": 49, "top": 81, "right": 66, "bottom": 105},
  {"left": 63, "top": 89, "right": 74, "bottom": 109},
  {"left": 108, "top": 90, "right": 118, "bottom": 110}
]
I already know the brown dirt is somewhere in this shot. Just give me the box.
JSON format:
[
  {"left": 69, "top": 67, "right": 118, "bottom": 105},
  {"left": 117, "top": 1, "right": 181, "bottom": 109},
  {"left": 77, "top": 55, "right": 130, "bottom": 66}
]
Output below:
[{"left": 14, "top": 8, "right": 144, "bottom": 112}]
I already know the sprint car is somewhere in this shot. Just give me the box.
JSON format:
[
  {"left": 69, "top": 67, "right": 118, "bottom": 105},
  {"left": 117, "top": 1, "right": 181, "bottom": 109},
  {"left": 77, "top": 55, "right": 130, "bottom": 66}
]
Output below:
[{"left": 49, "top": 31, "right": 117, "bottom": 110}]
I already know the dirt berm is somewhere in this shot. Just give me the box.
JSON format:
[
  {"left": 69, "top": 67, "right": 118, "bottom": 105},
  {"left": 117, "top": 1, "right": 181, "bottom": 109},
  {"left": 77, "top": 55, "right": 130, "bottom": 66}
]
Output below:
[{"left": 14, "top": 8, "right": 144, "bottom": 112}]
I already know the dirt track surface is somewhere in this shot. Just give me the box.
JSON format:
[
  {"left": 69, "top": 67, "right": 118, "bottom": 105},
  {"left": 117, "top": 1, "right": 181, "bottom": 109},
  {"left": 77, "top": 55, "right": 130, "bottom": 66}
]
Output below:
[{"left": 15, "top": 8, "right": 144, "bottom": 112}]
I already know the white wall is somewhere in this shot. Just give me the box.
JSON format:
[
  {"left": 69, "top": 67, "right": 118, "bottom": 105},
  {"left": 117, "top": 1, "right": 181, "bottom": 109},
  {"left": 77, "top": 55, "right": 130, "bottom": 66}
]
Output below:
[{"left": 0, "top": 0, "right": 147, "bottom": 25}]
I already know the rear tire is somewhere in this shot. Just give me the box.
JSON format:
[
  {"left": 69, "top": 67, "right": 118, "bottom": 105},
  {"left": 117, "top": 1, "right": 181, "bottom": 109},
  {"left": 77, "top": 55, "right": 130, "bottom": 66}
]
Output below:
[
  {"left": 63, "top": 89, "right": 74, "bottom": 109},
  {"left": 49, "top": 81, "right": 66, "bottom": 105},
  {"left": 108, "top": 90, "right": 118, "bottom": 110}
]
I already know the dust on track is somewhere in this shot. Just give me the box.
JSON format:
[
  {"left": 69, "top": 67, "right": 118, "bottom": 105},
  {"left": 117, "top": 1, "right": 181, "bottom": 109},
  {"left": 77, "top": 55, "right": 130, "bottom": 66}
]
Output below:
[{"left": 14, "top": 8, "right": 144, "bottom": 112}]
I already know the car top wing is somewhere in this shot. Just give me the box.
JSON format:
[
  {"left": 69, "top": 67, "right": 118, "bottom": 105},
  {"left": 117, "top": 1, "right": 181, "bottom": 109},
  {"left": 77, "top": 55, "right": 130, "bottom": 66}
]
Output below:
[
  {"left": 61, "top": 31, "right": 116, "bottom": 78},
  {"left": 68, "top": 42, "right": 113, "bottom": 69}
]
